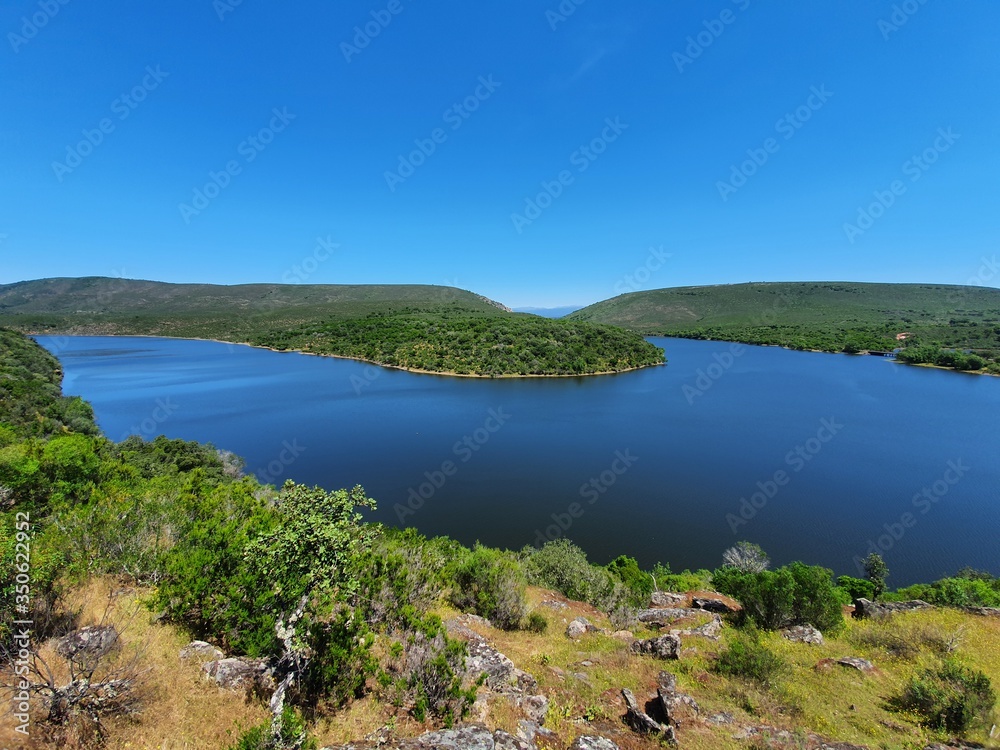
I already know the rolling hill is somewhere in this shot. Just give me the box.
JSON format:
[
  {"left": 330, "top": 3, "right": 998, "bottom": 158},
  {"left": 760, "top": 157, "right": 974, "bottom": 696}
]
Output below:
[
  {"left": 568, "top": 282, "right": 1000, "bottom": 372},
  {"left": 0, "top": 277, "right": 664, "bottom": 377}
]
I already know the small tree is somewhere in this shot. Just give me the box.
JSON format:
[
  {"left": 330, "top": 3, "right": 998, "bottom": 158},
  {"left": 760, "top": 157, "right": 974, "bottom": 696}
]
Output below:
[
  {"left": 864, "top": 553, "right": 889, "bottom": 599},
  {"left": 722, "top": 541, "right": 770, "bottom": 573}
]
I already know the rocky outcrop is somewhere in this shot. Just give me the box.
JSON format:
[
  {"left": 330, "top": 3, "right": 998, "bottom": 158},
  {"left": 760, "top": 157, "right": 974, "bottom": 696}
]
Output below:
[
  {"left": 55, "top": 625, "right": 118, "bottom": 661},
  {"left": 835, "top": 657, "right": 875, "bottom": 674},
  {"left": 656, "top": 671, "right": 699, "bottom": 728},
  {"left": 202, "top": 657, "right": 273, "bottom": 690},
  {"left": 568, "top": 737, "right": 619, "bottom": 750},
  {"left": 621, "top": 688, "right": 675, "bottom": 744},
  {"left": 179, "top": 640, "right": 224, "bottom": 661},
  {"left": 637, "top": 607, "right": 701, "bottom": 624},
  {"left": 323, "top": 725, "right": 626, "bottom": 750},
  {"left": 852, "top": 598, "right": 932, "bottom": 619},
  {"left": 734, "top": 725, "right": 869, "bottom": 749},
  {"left": 650, "top": 591, "right": 686, "bottom": 607},
  {"left": 781, "top": 625, "right": 824, "bottom": 645},
  {"left": 565, "top": 617, "right": 599, "bottom": 638},
  {"left": 631, "top": 633, "right": 681, "bottom": 660},
  {"left": 691, "top": 597, "right": 737, "bottom": 615},
  {"left": 962, "top": 606, "right": 1000, "bottom": 617}
]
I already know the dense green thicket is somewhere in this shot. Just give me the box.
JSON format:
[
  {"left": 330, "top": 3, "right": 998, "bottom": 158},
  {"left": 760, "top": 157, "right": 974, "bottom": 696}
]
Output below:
[
  {"left": 252, "top": 312, "right": 665, "bottom": 377},
  {"left": 890, "top": 568, "right": 1000, "bottom": 608}
]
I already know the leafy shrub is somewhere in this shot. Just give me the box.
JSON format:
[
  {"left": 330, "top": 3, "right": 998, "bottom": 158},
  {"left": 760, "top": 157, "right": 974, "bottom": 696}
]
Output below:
[
  {"left": 449, "top": 544, "right": 527, "bottom": 630},
  {"left": 896, "top": 575, "right": 1000, "bottom": 609},
  {"left": 651, "top": 564, "right": 713, "bottom": 593},
  {"left": 891, "top": 659, "right": 995, "bottom": 734},
  {"left": 713, "top": 562, "right": 843, "bottom": 632},
  {"left": 721, "top": 541, "right": 770, "bottom": 573},
  {"left": 606, "top": 555, "right": 653, "bottom": 606},
  {"left": 521, "top": 539, "right": 625, "bottom": 612},
  {"left": 836, "top": 575, "right": 875, "bottom": 602},
  {"left": 227, "top": 706, "right": 317, "bottom": 750},
  {"left": 524, "top": 611, "right": 548, "bottom": 633},
  {"left": 713, "top": 628, "right": 786, "bottom": 688}
]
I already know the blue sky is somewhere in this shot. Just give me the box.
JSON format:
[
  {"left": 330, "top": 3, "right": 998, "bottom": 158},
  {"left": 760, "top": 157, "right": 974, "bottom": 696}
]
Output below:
[{"left": 1, "top": 1, "right": 998, "bottom": 308}]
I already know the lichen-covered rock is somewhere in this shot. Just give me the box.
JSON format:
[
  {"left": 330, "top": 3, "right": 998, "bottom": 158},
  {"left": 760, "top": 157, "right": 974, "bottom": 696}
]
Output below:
[
  {"left": 180, "top": 640, "right": 224, "bottom": 661},
  {"left": 781, "top": 625, "right": 824, "bottom": 645},
  {"left": 650, "top": 591, "right": 686, "bottom": 607},
  {"left": 691, "top": 597, "right": 737, "bottom": 614},
  {"left": 55, "top": 625, "right": 118, "bottom": 661},
  {"left": 631, "top": 633, "right": 681, "bottom": 660},
  {"left": 852, "top": 598, "right": 931, "bottom": 619},
  {"left": 202, "top": 657, "right": 272, "bottom": 690},
  {"left": 836, "top": 656, "right": 875, "bottom": 673},
  {"left": 569, "top": 736, "right": 620, "bottom": 750}
]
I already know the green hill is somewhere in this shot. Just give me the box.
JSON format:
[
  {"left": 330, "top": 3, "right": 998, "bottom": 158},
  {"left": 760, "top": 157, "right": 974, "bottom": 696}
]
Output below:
[
  {"left": 0, "top": 277, "right": 664, "bottom": 377},
  {"left": 568, "top": 281, "right": 1000, "bottom": 373}
]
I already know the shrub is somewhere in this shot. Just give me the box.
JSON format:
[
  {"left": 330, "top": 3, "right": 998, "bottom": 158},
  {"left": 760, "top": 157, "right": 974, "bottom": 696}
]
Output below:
[
  {"left": 713, "top": 563, "right": 843, "bottom": 632},
  {"left": 522, "top": 539, "right": 625, "bottom": 612},
  {"left": 891, "top": 659, "right": 995, "bottom": 734},
  {"left": 713, "top": 628, "right": 786, "bottom": 688},
  {"left": 450, "top": 544, "right": 527, "bottom": 630},
  {"left": 606, "top": 555, "right": 653, "bottom": 606},
  {"left": 524, "top": 611, "right": 548, "bottom": 633},
  {"left": 896, "top": 575, "right": 1000, "bottom": 609},
  {"left": 836, "top": 575, "right": 875, "bottom": 602},
  {"left": 227, "top": 706, "right": 317, "bottom": 750},
  {"left": 384, "top": 626, "right": 475, "bottom": 726},
  {"left": 721, "top": 541, "right": 770, "bottom": 573}
]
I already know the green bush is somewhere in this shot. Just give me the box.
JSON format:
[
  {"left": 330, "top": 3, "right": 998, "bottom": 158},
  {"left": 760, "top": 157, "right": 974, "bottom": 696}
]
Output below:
[
  {"left": 449, "top": 543, "right": 527, "bottom": 630},
  {"left": 522, "top": 539, "right": 624, "bottom": 611},
  {"left": 836, "top": 575, "right": 875, "bottom": 602},
  {"left": 226, "top": 706, "right": 317, "bottom": 750},
  {"left": 896, "top": 575, "right": 1000, "bottom": 609},
  {"left": 891, "top": 659, "right": 996, "bottom": 734},
  {"left": 606, "top": 555, "right": 653, "bottom": 606},
  {"left": 712, "top": 562, "right": 843, "bottom": 632},
  {"left": 524, "top": 611, "right": 548, "bottom": 633},
  {"left": 713, "top": 628, "right": 787, "bottom": 688}
]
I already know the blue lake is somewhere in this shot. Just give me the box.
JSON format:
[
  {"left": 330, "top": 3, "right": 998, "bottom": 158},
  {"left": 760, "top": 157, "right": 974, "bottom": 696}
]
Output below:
[{"left": 37, "top": 335, "right": 1000, "bottom": 586}]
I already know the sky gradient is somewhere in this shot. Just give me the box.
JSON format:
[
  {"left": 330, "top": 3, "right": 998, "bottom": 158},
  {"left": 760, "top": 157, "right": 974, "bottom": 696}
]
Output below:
[{"left": 2, "top": 1, "right": 998, "bottom": 307}]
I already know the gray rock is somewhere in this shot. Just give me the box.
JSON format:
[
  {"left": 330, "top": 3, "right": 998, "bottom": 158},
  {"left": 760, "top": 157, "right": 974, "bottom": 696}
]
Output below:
[
  {"left": 781, "top": 625, "right": 825, "bottom": 645},
  {"left": 852, "top": 598, "right": 932, "bottom": 619},
  {"left": 55, "top": 625, "right": 118, "bottom": 661},
  {"left": 691, "top": 597, "right": 737, "bottom": 615},
  {"left": 539, "top": 599, "right": 568, "bottom": 610},
  {"left": 631, "top": 633, "right": 682, "bottom": 660},
  {"left": 621, "top": 688, "right": 667, "bottom": 735},
  {"left": 637, "top": 607, "right": 701, "bottom": 624},
  {"left": 493, "top": 729, "right": 535, "bottom": 750},
  {"left": 657, "top": 670, "right": 699, "bottom": 727},
  {"left": 396, "top": 725, "right": 495, "bottom": 750},
  {"left": 706, "top": 712, "right": 735, "bottom": 725},
  {"left": 671, "top": 614, "right": 723, "bottom": 640},
  {"left": 962, "top": 606, "right": 1000, "bottom": 617},
  {"left": 566, "top": 619, "right": 588, "bottom": 638},
  {"left": 836, "top": 656, "right": 875, "bottom": 673},
  {"left": 650, "top": 591, "right": 686, "bottom": 607},
  {"left": 569, "top": 737, "right": 620, "bottom": 750},
  {"left": 516, "top": 694, "right": 548, "bottom": 723},
  {"left": 202, "top": 657, "right": 271, "bottom": 690},
  {"left": 180, "top": 640, "right": 224, "bottom": 661}
]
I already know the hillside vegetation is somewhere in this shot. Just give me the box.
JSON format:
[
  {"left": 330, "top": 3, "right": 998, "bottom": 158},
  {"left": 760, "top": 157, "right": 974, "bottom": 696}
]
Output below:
[
  {"left": 568, "top": 282, "right": 1000, "bottom": 373},
  {"left": 1, "top": 329, "right": 998, "bottom": 750},
  {"left": 0, "top": 278, "right": 664, "bottom": 377}
]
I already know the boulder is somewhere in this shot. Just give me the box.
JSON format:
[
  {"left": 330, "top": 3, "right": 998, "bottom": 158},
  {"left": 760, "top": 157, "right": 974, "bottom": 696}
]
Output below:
[
  {"left": 621, "top": 688, "right": 669, "bottom": 737},
  {"left": 180, "top": 640, "right": 224, "bottom": 661},
  {"left": 493, "top": 729, "right": 535, "bottom": 750},
  {"left": 781, "top": 625, "right": 824, "bottom": 645},
  {"left": 852, "top": 598, "right": 932, "bottom": 619},
  {"left": 631, "top": 633, "right": 682, "bottom": 660},
  {"left": 836, "top": 656, "right": 875, "bottom": 673},
  {"left": 691, "top": 597, "right": 737, "bottom": 615},
  {"left": 569, "top": 737, "right": 620, "bottom": 750},
  {"left": 202, "top": 657, "right": 271, "bottom": 690},
  {"left": 637, "top": 607, "right": 701, "bottom": 624},
  {"left": 610, "top": 630, "right": 634, "bottom": 641},
  {"left": 397, "top": 725, "right": 496, "bottom": 750},
  {"left": 566, "top": 619, "right": 588, "bottom": 638},
  {"left": 55, "top": 625, "right": 118, "bottom": 661},
  {"left": 656, "top": 670, "right": 699, "bottom": 726},
  {"left": 962, "top": 606, "right": 1000, "bottom": 617},
  {"left": 650, "top": 591, "right": 686, "bottom": 607},
  {"left": 515, "top": 694, "right": 548, "bottom": 723}
]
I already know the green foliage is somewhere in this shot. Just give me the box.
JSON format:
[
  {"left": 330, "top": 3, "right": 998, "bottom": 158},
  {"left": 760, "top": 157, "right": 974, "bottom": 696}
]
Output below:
[
  {"left": 836, "top": 575, "right": 876, "bottom": 602},
  {"left": 895, "top": 572, "right": 1000, "bottom": 609},
  {"left": 606, "top": 555, "right": 654, "bottom": 606},
  {"left": 449, "top": 543, "right": 527, "bottom": 630},
  {"left": 521, "top": 539, "right": 625, "bottom": 612},
  {"left": 524, "top": 611, "right": 548, "bottom": 633},
  {"left": 713, "top": 627, "right": 787, "bottom": 688},
  {"left": 712, "top": 562, "right": 843, "bottom": 632},
  {"left": 652, "top": 565, "right": 713, "bottom": 593},
  {"left": 568, "top": 282, "right": 1000, "bottom": 372},
  {"left": 296, "top": 610, "right": 376, "bottom": 714},
  {"left": 890, "top": 658, "right": 996, "bottom": 734},
  {"left": 226, "top": 706, "right": 317, "bottom": 750},
  {"left": 864, "top": 553, "right": 889, "bottom": 599},
  {"left": 254, "top": 312, "right": 664, "bottom": 377}
]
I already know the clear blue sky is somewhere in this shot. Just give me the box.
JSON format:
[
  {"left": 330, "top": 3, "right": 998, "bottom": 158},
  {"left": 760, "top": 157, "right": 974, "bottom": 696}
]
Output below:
[{"left": 2, "top": 1, "right": 998, "bottom": 307}]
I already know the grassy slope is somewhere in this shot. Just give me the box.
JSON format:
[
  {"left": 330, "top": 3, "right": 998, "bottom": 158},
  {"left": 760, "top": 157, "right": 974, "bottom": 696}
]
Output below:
[
  {"left": 8, "top": 580, "right": 996, "bottom": 750},
  {"left": 0, "top": 278, "right": 663, "bottom": 376},
  {"left": 568, "top": 281, "right": 1000, "bottom": 366}
]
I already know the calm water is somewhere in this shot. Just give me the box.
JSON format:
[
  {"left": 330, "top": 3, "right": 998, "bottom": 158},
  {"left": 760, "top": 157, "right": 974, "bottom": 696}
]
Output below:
[{"left": 37, "top": 335, "right": 1000, "bottom": 586}]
